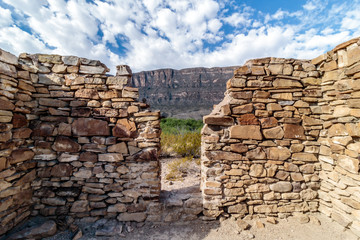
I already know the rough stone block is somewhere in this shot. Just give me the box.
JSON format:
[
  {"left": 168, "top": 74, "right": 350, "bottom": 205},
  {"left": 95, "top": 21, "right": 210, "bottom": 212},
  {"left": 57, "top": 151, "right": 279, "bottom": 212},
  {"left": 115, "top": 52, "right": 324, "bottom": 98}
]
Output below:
[
  {"left": 230, "top": 125, "right": 262, "bottom": 140},
  {"left": 99, "top": 153, "right": 124, "bottom": 162},
  {"left": 72, "top": 118, "right": 110, "bottom": 136},
  {"left": 263, "top": 126, "right": 284, "bottom": 139},
  {"left": 270, "top": 181, "right": 292, "bottom": 192},
  {"left": 203, "top": 115, "right": 234, "bottom": 126},
  {"left": 267, "top": 147, "right": 291, "bottom": 160}
]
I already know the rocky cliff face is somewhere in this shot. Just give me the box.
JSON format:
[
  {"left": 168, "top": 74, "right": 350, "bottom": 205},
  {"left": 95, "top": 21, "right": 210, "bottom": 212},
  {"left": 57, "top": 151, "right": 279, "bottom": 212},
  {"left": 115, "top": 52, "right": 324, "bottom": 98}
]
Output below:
[{"left": 131, "top": 66, "right": 238, "bottom": 119}]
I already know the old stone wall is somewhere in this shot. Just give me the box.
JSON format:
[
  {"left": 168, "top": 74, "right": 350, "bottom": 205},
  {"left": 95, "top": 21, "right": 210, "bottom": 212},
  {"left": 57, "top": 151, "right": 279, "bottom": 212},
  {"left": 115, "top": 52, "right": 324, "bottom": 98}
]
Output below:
[
  {"left": 0, "top": 49, "right": 37, "bottom": 235},
  {"left": 314, "top": 38, "right": 360, "bottom": 236},
  {"left": 201, "top": 37, "right": 360, "bottom": 237},
  {"left": 201, "top": 57, "right": 322, "bottom": 220},
  {"left": 0, "top": 48, "right": 161, "bottom": 235}
]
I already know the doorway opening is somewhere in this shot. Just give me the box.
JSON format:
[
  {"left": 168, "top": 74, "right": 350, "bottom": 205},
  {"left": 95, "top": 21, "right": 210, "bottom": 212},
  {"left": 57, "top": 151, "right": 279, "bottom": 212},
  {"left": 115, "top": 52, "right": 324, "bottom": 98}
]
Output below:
[{"left": 158, "top": 118, "right": 203, "bottom": 221}]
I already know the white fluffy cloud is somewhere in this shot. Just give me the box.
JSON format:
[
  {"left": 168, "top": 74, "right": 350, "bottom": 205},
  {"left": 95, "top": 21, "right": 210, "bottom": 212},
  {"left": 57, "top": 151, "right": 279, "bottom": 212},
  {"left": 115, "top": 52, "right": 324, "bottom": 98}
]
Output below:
[
  {"left": 0, "top": 0, "right": 359, "bottom": 73},
  {"left": 0, "top": 7, "right": 13, "bottom": 28}
]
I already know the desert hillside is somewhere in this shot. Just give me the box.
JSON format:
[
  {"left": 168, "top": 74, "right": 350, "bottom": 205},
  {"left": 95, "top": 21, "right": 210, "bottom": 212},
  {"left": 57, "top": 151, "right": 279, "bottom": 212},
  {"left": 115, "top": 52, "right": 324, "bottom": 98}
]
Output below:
[{"left": 131, "top": 66, "right": 238, "bottom": 119}]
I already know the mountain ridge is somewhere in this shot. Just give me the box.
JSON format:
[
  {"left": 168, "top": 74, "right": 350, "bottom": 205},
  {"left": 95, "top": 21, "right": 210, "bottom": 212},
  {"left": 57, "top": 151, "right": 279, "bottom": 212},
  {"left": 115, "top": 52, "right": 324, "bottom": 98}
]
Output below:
[{"left": 131, "top": 66, "right": 239, "bottom": 119}]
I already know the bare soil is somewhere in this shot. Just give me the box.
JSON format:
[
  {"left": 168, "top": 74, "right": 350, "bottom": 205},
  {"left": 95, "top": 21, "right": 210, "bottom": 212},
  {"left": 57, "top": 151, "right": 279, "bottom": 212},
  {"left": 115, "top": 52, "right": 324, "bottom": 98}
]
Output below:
[
  {"left": 119, "top": 213, "right": 358, "bottom": 240},
  {"left": 160, "top": 157, "right": 201, "bottom": 192}
]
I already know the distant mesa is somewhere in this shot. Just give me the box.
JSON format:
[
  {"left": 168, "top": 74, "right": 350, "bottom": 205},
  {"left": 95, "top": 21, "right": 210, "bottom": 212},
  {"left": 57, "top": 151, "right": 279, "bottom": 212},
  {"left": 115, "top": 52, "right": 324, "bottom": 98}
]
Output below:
[{"left": 131, "top": 66, "right": 239, "bottom": 120}]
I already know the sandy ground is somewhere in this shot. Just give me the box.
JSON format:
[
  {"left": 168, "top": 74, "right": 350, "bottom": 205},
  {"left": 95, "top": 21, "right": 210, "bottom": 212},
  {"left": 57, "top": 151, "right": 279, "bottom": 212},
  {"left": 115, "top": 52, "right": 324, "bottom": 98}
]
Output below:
[
  {"left": 160, "top": 157, "right": 201, "bottom": 192},
  {"left": 118, "top": 213, "right": 358, "bottom": 240}
]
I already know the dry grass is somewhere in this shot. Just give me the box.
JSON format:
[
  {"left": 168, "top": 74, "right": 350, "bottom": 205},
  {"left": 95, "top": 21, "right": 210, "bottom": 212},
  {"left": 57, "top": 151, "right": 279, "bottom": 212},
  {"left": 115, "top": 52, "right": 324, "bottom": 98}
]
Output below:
[{"left": 165, "top": 156, "right": 200, "bottom": 181}]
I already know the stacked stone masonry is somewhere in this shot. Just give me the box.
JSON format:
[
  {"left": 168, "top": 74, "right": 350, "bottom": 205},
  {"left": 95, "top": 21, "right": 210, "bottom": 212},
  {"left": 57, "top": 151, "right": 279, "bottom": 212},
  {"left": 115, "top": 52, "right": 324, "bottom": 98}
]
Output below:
[
  {"left": 202, "top": 37, "right": 360, "bottom": 237},
  {"left": 1, "top": 37, "right": 360, "bottom": 238},
  {"left": 0, "top": 49, "right": 161, "bottom": 236}
]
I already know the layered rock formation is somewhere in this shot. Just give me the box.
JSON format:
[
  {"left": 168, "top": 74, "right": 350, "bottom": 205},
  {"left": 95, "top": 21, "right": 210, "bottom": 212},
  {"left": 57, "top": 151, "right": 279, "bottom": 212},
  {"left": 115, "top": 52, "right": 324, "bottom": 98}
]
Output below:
[{"left": 131, "top": 67, "right": 238, "bottom": 119}]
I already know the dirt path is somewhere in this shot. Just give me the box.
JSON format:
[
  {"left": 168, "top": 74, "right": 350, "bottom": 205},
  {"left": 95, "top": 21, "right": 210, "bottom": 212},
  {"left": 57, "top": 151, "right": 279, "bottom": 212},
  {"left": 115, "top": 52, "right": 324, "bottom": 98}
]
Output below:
[
  {"left": 160, "top": 157, "right": 201, "bottom": 192},
  {"left": 119, "top": 213, "right": 357, "bottom": 240}
]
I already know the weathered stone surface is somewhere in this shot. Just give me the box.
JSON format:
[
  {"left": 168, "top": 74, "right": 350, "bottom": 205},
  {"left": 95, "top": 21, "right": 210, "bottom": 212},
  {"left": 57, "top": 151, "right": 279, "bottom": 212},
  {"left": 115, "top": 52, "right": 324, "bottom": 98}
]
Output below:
[
  {"left": 0, "top": 48, "right": 18, "bottom": 65},
  {"left": 328, "top": 124, "right": 348, "bottom": 137},
  {"left": 276, "top": 170, "right": 289, "bottom": 180},
  {"left": 228, "top": 204, "right": 248, "bottom": 215},
  {"left": 50, "top": 164, "right": 72, "bottom": 177},
  {"left": 12, "top": 114, "right": 27, "bottom": 128},
  {"left": 300, "top": 189, "right": 318, "bottom": 200},
  {"left": 203, "top": 115, "right": 234, "bottom": 126},
  {"left": 263, "top": 126, "right": 284, "bottom": 139},
  {"left": 79, "top": 65, "right": 107, "bottom": 74},
  {"left": 10, "top": 149, "right": 34, "bottom": 164},
  {"left": 234, "top": 66, "right": 251, "bottom": 76},
  {"left": 0, "top": 99, "right": 15, "bottom": 110},
  {"left": 283, "top": 124, "right": 305, "bottom": 140},
  {"left": 224, "top": 169, "right": 244, "bottom": 175},
  {"left": 0, "top": 62, "right": 16, "bottom": 77},
  {"left": 13, "top": 128, "right": 32, "bottom": 139},
  {"left": 42, "top": 197, "right": 66, "bottom": 206},
  {"left": 70, "top": 200, "right": 89, "bottom": 212},
  {"left": 232, "top": 104, "right": 253, "bottom": 114},
  {"left": 72, "top": 118, "right": 110, "bottom": 136},
  {"left": 230, "top": 143, "right": 248, "bottom": 153},
  {"left": 0, "top": 180, "right": 11, "bottom": 192},
  {"left": 74, "top": 168, "right": 92, "bottom": 178},
  {"left": 260, "top": 117, "right": 278, "bottom": 128},
  {"left": 292, "top": 153, "right": 317, "bottom": 162},
  {"left": 237, "top": 114, "right": 259, "bottom": 125},
  {"left": 267, "top": 147, "right": 291, "bottom": 160},
  {"left": 347, "top": 45, "right": 360, "bottom": 66},
  {"left": 0, "top": 131, "right": 11, "bottom": 142},
  {"left": 246, "top": 147, "right": 266, "bottom": 160},
  {"left": 99, "top": 153, "right": 124, "bottom": 162},
  {"left": 107, "top": 203, "right": 127, "bottom": 213},
  {"left": 112, "top": 119, "right": 136, "bottom": 137},
  {"left": 39, "top": 98, "right": 67, "bottom": 107},
  {"left": 230, "top": 125, "right": 262, "bottom": 140},
  {"left": 108, "top": 142, "right": 128, "bottom": 154},
  {"left": 52, "top": 136, "right": 81, "bottom": 152},
  {"left": 273, "top": 78, "right": 302, "bottom": 88},
  {"left": 39, "top": 73, "right": 64, "bottom": 85},
  {"left": 338, "top": 155, "right": 359, "bottom": 173},
  {"left": 270, "top": 181, "right": 292, "bottom": 192},
  {"left": 75, "top": 89, "right": 99, "bottom": 99},
  {"left": 8, "top": 220, "right": 57, "bottom": 240},
  {"left": 117, "top": 212, "right": 147, "bottom": 222},
  {"left": 249, "top": 164, "right": 266, "bottom": 177},
  {"left": 106, "top": 76, "right": 129, "bottom": 85},
  {"left": 62, "top": 55, "right": 80, "bottom": 65}
]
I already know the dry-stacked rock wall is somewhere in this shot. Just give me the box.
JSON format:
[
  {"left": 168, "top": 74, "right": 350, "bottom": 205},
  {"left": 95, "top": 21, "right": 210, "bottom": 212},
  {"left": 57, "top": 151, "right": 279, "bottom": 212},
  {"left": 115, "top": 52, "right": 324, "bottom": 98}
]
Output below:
[
  {"left": 2, "top": 37, "right": 360, "bottom": 238},
  {"left": 314, "top": 38, "right": 360, "bottom": 236},
  {"left": 0, "top": 48, "right": 161, "bottom": 235},
  {"left": 201, "top": 57, "right": 322, "bottom": 220},
  {"left": 201, "top": 37, "right": 360, "bottom": 237},
  {"left": 0, "top": 49, "right": 37, "bottom": 235}
]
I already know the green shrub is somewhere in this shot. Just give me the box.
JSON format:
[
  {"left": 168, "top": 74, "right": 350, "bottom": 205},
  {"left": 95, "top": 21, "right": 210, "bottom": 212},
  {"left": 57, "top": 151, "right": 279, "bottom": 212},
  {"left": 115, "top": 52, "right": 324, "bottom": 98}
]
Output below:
[
  {"left": 160, "top": 118, "right": 203, "bottom": 135},
  {"left": 160, "top": 118, "right": 203, "bottom": 157}
]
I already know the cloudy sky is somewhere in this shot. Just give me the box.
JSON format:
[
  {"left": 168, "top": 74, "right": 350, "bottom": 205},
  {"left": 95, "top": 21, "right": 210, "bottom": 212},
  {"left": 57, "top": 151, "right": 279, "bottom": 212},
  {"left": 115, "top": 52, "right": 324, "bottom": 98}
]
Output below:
[{"left": 0, "top": 0, "right": 360, "bottom": 73}]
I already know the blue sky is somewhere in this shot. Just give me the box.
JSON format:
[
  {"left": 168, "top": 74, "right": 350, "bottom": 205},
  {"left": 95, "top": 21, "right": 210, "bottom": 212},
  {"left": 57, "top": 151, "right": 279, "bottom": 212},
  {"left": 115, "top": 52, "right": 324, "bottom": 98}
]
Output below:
[{"left": 0, "top": 0, "right": 360, "bottom": 73}]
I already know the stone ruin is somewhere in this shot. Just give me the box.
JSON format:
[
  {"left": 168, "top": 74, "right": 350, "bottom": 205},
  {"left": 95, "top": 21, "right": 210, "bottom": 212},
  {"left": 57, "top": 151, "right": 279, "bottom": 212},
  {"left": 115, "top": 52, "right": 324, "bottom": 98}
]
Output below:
[
  {"left": 202, "top": 37, "right": 360, "bottom": 237},
  {"left": 0, "top": 50, "right": 161, "bottom": 236},
  {"left": 0, "top": 37, "right": 360, "bottom": 238}
]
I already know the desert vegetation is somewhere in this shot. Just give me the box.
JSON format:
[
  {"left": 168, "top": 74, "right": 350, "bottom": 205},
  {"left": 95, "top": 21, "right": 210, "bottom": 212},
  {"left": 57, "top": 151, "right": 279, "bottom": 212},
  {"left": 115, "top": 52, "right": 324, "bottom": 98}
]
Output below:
[{"left": 160, "top": 118, "right": 202, "bottom": 181}]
